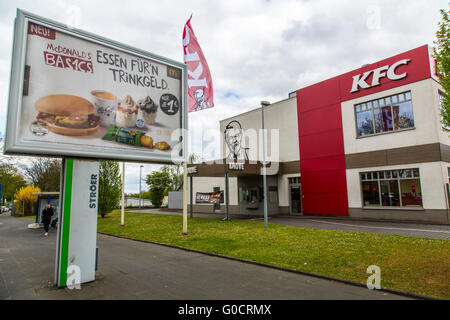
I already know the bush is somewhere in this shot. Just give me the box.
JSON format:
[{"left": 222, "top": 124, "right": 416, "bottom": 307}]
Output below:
[
  {"left": 149, "top": 187, "right": 165, "bottom": 208},
  {"left": 14, "top": 185, "right": 41, "bottom": 215},
  {"left": 98, "top": 161, "right": 122, "bottom": 218}
]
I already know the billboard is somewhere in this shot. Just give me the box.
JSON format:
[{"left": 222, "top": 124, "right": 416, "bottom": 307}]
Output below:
[{"left": 4, "top": 10, "right": 187, "bottom": 164}]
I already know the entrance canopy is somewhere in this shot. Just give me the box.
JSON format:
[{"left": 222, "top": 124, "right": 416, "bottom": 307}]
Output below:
[{"left": 187, "top": 159, "right": 300, "bottom": 177}]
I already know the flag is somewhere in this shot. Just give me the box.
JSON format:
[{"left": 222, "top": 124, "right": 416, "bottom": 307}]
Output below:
[{"left": 182, "top": 16, "right": 214, "bottom": 113}]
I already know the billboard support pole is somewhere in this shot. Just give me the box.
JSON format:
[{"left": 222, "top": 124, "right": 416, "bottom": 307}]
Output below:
[
  {"left": 261, "top": 101, "right": 270, "bottom": 228},
  {"left": 225, "top": 172, "right": 230, "bottom": 221},
  {"left": 121, "top": 162, "right": 125, "bottom": 226},
  {"left": 139, "top": 165, "right": 143, "bottom": 208},
  {"left": 190, "top": 176, "right": 193, "bottom": 218},
  {"left": 182, "top": 163, "right": 188, "bottom": 235},
  {"left": 55, "top": 158, "right": 99, "bottom": 288}
]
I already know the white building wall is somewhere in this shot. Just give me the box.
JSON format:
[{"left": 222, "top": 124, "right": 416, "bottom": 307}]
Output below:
[
  {"left": 430, "top": 80, "right": 449, "bottom": 145},
  {"left": 441, "top": 163, "right": 450, "bottom": 184},
  {"left": 341, "top": 78, "right": 447, "bottom": 154},
  {"left": 219, "top": 97, "right": 299, "bottom": 162},
  {"left": 346, "top": 161, "right": 448, "bottom": 210},
  {"left": 187, "top": 177, "right": 238, "bottom": 206}
]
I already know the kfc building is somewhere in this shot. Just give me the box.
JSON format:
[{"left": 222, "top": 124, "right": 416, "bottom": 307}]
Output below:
[{"left": 187, "top": 45, "right": 450, "bottom": 224}]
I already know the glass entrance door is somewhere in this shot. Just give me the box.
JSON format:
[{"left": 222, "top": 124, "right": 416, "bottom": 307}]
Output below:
[
  {"left": 289, "top": 177, "right": 302, "bottom": 215},
  {"left": 213, "top": 187, "right": 221, "bottom": 211},
  {"left": 290, "top": 186, "right": 302, "bottom": 215},
  {"left": 240, "top": 187, "right": 259, "bottom": 210}
]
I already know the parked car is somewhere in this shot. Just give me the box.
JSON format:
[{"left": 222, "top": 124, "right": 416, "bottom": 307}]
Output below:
[{"left": 9, "top": 204, "right": 16, "bottom": 215}]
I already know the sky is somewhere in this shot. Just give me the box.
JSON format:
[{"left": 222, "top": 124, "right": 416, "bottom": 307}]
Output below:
[{"left": 0, "top": 0, "right": 448, "bottom": 193}]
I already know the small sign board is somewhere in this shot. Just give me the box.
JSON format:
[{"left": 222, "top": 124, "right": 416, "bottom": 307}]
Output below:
[{"left": 196, "top": 191, "right": 224, "bottom": 204}]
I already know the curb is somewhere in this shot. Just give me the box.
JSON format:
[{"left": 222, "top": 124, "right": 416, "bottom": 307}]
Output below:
[
  {"left": 276, "top": 215, "right": 450, "bottom": 227},
  {"left": 97, "top": 232, "right": 439, "bottom": 300},
  {"left": 122, "top": 210, "right": 450, "bottom": 226}
]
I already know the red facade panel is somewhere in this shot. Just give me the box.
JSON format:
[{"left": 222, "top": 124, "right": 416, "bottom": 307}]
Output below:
[
  {"left": 297, "top": 77, "right": 341, "bottom": 112},
  {"left": 302, "top": 192, "right": 349, "bottom": 216},
  {"left": 301, "top": 170, "right": 347, "bottom": 193},
  {"left": 299, "top": 129, "right": 345, "bottom": 160},
  {"left": 301, "top": 155, "right": 346, "bottom": 172},
  {"left": 299, "top": 103, "right": 343, "bottom": 136},
  {"left": 297, "top": 93, "right": 348, "bottom": 215}
]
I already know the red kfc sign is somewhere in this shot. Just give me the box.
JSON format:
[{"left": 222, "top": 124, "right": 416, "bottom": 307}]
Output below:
[
  {"left": 340, "top": 45, "right": 432, "bottom": 102},
  {"left": 350, "top": 59, "right": 410, "bottom": 93}
]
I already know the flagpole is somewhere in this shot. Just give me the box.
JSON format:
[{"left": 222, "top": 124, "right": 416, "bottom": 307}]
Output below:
[
  {"left": 261, "top": 101, "right": 270, "bottom": 228},
  {"left": 121, "top": 162, "right": 125, "bottom": 226},
  {"left": 182, "top": 162, "right": 188, "bottom": 235},
  {"left": 183, "top": 15, "right": 215, "bottom": 235},
  {"left": 201, "top": 126, "right": 204, "bottom": 163}
]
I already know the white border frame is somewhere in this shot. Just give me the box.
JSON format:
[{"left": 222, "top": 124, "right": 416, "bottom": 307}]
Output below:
[{"left": 4, "top": 9, "right": 188, "bottom": 164}]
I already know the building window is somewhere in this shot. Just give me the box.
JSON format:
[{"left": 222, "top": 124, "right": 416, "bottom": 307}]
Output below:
[
  {"left": 360, "top": 168, "right": 422, "bottom": 208},
  {"left": 268, "top": 186, "right": 278, "bottom": 204},
  {"left": 288, "top": 177, "right": 300, "bottom": 185},
  {"left": 355, "top": 91, "right": 414, "bottom": 137},
  {"left": 213, "top": 187, "right": 221, "bottom": 209}
]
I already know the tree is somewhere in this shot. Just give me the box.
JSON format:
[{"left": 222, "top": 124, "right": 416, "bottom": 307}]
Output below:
[
  {"left": 14, "top": 185, "right": 41, "bottom": 215},
  {"left": 146, "top": 170, "right": 172, "bottom": 208},
  {"left": 0, "top": 163, "right": 26, "bottom": 205},
  {"left": 149, "top": 187, "right": 165, "bottom": 208},
  {"left": 98, "top": 161, "right": 122, "bottom": 218},
  {"left": 161, "top": 165, "right": 182, "bottom": 192},
  {"left": 160, "top": 153, "right": 200, "bottom": 192},
  {"left": 144, "top": 153, "right": 199, "bottom": 208},
  {"left": 188, "top": 153, "right": 199, "bottom": 165},
  {"left": 434, "top": 6, "right": 450, "bottom": 130},
  {"left": 21, "top": 157, "right": 61, "bottom": 191}
]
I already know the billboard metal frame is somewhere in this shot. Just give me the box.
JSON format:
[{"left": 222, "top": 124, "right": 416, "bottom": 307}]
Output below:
[{"left": 4, "top": 9, "right": 188, "bottom": 164}]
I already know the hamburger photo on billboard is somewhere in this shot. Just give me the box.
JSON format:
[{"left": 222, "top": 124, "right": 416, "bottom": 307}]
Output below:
[{"left": 35, "top": 94, "right": 100, "bottom": 136}]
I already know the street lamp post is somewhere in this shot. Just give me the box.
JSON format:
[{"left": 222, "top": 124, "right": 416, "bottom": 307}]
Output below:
[
  {"left": 139, "top": 165, "right": 144, "bottom": 208},
  {"left": 261, "top": 101, "right": 270, "bottom": 228}
]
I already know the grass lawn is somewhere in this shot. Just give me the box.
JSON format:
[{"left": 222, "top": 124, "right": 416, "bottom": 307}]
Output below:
[{"left": 97, "top": 210, "right": 450, "bottom": 299}]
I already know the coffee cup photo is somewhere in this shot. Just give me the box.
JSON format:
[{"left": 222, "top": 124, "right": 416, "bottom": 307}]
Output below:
[{"left": 91, "top": 90, "right": 118, "bottom": 127}]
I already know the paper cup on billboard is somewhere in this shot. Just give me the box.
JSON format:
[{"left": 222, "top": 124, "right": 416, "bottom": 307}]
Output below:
[
  {"left": 91, "top": 90, "right": 118, "bottom": 127},
  {"left": 137, "top": 96, "right": 158, "bottom": 126}
]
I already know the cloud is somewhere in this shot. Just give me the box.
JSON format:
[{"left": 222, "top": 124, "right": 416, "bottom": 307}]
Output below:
[{"left": 0, "top": 0, "right": 447, "bottom": 193}]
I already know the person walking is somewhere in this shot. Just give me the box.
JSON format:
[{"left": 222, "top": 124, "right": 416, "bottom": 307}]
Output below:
[{"left": 41, "top": 204, "right": 54, "bottom": 237}]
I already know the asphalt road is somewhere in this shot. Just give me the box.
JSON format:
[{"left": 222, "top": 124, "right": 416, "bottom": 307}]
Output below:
[
  {"left": 133, "top": 208, "right": 450, "bottom": 240},
  {"left": 0, "top": 215, "right": 411, "bottom": 300},
  {"left": 255, "top": 217, "right": 450, "bottom": 240}
]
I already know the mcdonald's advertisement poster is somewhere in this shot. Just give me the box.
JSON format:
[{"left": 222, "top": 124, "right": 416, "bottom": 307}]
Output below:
[{"left": 12, "top": 20, "right": 185, "bottom": 162}]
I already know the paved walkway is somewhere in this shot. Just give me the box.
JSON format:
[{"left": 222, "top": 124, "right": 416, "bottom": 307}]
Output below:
[
  {"left": 0, "top": 215, "right": 410, "bottom": 300},
  {"left": 131, "top": 209, "right": 450, "bottom": 240}
]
